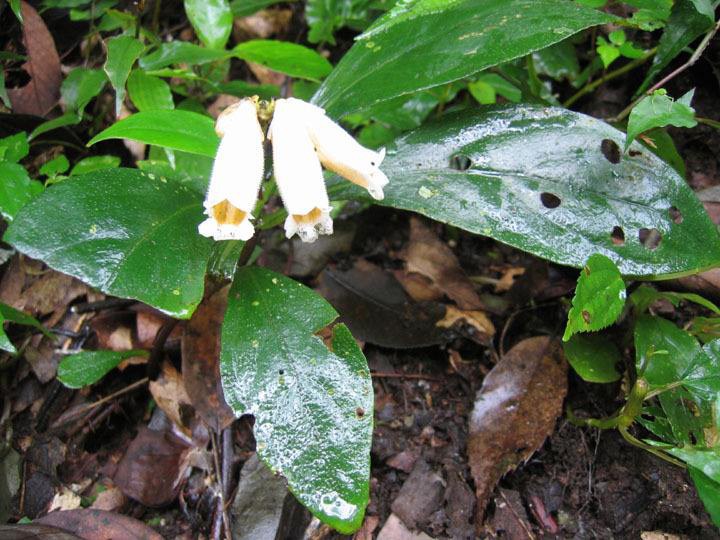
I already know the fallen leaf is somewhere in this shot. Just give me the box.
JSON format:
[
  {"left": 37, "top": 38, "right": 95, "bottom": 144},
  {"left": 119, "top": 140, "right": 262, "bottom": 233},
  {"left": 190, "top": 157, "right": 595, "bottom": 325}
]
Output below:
[
  {"left": 89, "top": 312, "right": 135, "bottom": 351},
  {"left": 134, "top": 307, "right": 183, "bottom": 349},
  {"left": 90, "top": 486, "right": 126, "bottom": 512},
  {"left": 181, "top": 286, "right": 235, "bottom": 432},
  {"left": 401, "top": 218, "right": 482, "bottom": 310},
  {"left": 376, "top": 514, "right": 434, "bottom": 540},
  {"left": 468, "top": 336, "right": 567, "bottom": 527},
  {"left": 47, "top": 486, "right": 82, "bottom": 513},
  {"left": 390, "top": 459, "right": 445, "bottom": 530},
  {"left": 247, "top": 62, "right": 286, "bottom": 86},
  {"left": 0, "top": 524, "right": 82, "bottom": 539},
  {"left": 7, "top": 1, "right": 62, "bottom": 115},
  {"left": 36, "top": 509, "right": 163, "bottom": 540},
  {"left": 393, "top": 270, "right": 444, "bottom": 303},
  {"left": 233, "top": 9, "right": 293, "bottom": 40},
  {"left": 671, "top": 268, "right": 720, "bottom": 301},
  {"left": 353, "top": 515, "right": 380, "bottom": 540},
  {"left": 316, "top": 259, "right": 445, "bottom": 348},
  {"left": 494, "top": 267, "right": 526, "bottom": 293},
  {"left": 487, "top": 489, "right": 534, "bottom": 540},
  {"left": 113, "top": 426, "right": 191, "bottom": 507},
  {"left": 436, "top": 305, "right": 495, "bottom": 343}
]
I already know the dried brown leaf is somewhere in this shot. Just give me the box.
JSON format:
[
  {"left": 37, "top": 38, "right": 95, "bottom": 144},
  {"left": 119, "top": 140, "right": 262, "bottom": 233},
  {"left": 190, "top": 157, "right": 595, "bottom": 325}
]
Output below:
[
  {"left": 7, "top": 1, "right": 61, "bottom": 115},
  {"left": 401, "top": 218, "right": 482, "bottom": 310},
  {"left": 436, "top": 305, "right": 495, "bottom": 343},
  {"left": 36, "top": 508, "right": 163, "bottom": 540},
  {"left": 393, "top": 269, "right": 444, "bottom": 303},
  {"left": 468, "top": 336, "right": 567, "bottom": 527},
  {"left": 0, "top": 524, "right": 82, "bottom": 539},
  {"left": 181, "top": 286, "right": 235, "bottom": 432}
]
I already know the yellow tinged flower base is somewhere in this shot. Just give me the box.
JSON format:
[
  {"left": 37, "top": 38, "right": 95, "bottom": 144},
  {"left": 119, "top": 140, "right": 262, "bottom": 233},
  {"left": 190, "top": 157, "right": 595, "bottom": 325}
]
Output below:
[
  {"left": 292, "top": 207, "right": 325, "bottom": 225},
  {"left": 212, "top": 200, "right": 247, "bottom": 226}
]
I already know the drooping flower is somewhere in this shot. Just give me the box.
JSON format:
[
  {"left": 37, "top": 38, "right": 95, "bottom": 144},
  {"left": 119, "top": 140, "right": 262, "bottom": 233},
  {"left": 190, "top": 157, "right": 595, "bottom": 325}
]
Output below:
[
  {"left": 286, "top": 98, "right": 389, "bottom": 200},
  {"left": 198, "top": 98, "right": 264, "bottom": 241},
  {"left": 268, "top": 98, "right": 333, "bottom": 243}
]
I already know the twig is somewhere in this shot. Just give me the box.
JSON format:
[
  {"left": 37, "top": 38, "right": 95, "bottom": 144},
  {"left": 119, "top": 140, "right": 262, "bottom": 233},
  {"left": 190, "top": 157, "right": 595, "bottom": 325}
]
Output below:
[
  {"left": 563, "top": 48, "right": 657, "bottom": 109},
  {"left": 221, "top": 427, "right": 235, "bottom": 540},
  {"left": 370, "top": 371, "right": 442, "bottom": 381},
  {"left": 611, "top": 20, "right": 720, "bottom": 123},
  {"left": 147, "top": 318, "right": 178, "bottom": 381},
  {"left": 72, "top": 298, "right": 136, "bottom": 313}
]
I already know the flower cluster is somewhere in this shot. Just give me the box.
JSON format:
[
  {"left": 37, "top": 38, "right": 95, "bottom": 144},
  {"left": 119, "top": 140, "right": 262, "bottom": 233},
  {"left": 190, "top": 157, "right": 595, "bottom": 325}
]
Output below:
[{"left": 198, "top": 97, "right": 389, "bottom": 243}]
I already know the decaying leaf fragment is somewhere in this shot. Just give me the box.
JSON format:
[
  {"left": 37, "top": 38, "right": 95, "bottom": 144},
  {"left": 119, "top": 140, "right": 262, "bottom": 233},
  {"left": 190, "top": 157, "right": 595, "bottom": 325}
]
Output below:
[{"left": 468, "top": 336, "right": 567, "bottom": 527}]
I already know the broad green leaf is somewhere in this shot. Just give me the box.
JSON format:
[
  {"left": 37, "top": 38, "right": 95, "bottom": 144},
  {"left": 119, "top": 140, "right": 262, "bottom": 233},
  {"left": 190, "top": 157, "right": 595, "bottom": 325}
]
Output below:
[
  {"left": 221, "top": 267, "right": 373, "bottom": 533},
  {"left": 61, "top": 67, "right": 107, "bottom": 113},
  {"left": 29, "top": 113, "right": 82, "bottom": 141},
  {"left": 665, "top": 446, "right": 720, "bottom": 484},
  {"left": 184, "top": 0, "right": 233, "bottom": 50},
  {"left": 328, "top": 105, "right": 720, "bottom": 277},
  {"left": 9, "top": 0, "right": 22, "bottom": 22},
  {"left": 689, "top": 467, "right": 720, "bottom": 527},
  {"left": 5, "top": 168, "right": 212, "bottom": 318},
  {"left": 215, "top": 80, "right": 280, "bottom": 100},
  {"left": 0, "top": 302, "right": 50, "bottom": 354},
  {"left": 624, "top": 0, "right": 672, "bottom": 30},
  {"left": 469, "top": 74, "right": 521, "bottom": 105},
  {"left": 657, "top": 385, "right": 715, "bottom": 446},
  {"left": 88, "top": 110, "right": 219, "bottom": 157},
  {"left": 230, "top": 0, "right": 287, "bottom": 17},
  {"left": 39, "top": 155, "right": 70, "bottom": 177},
  {"left": 636, "top": 0, "right": 715, "bottom": 96},
  {"left": 313, "top": 0, "right": 612, "bottom": 117},
  {"left": 689, "top": 317, "right": 720, "bottom": 344},
  {"left": 0, "top": 163, "right": 44, "bottom": 221},
  {"left": 625, "top": 89, "right": 697, "bottom": 150},
  {"left": 127, "top": 69, "right": 174, "bottom": 111},
  {"left": 596, "top": 36, "right": 620, "bottom": 68},
  {"left": 233, "top": 40, "right": 333, "bottom": 81},
  {"left": 562, "top": 334, "right": 622, "bottom": 382},
  {"left": 641, "top": 127, "right": 686, "bottom": 178},
  {"left": 140, "top": 42, "right": 229, "bottom": 71},
  {"left": 0, "top": 132, "right": 29, "bottom": 163},
  {"left": 635, "top": 315, "right": 720, "bottom": 400},
  {"left": 630, "top": 284, "right": 720, "bottom": 316},
  {"left": 533, "top": 39, "right": 580, "bottom": 82},
  {"left": 70, "top": 155, "right": 122, "bottom": 176},
  {"left": 58, "top": 349, "right": 148, "bottom": 388},
  {"left": 306, "top": 0, "right": 373, "bottom": 45},
  {"left": 105, "top": 36, "right": 145, "bottom": 115},
  {"left": 564, "top": 254, "right": 626, "bottom": 341}
]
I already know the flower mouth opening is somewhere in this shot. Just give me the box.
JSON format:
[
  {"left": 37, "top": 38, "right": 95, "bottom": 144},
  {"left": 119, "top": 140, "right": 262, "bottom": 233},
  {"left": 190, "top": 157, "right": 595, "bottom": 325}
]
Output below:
[
  {"left": 211, "top": 200, "right": 247, "bottom": 226},
  {"left": 292, "top": 207, "right": 324, "bottom": 225}
]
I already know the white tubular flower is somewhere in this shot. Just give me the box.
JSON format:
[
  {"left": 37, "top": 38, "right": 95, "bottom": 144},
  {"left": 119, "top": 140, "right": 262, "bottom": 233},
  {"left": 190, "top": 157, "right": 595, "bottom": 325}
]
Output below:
[
  {"left": 269, "top": 99, "right": 333, "bottom": 243},
  {"left": 198, "top": 98, "right": 264, "bottom": 241},
  {"left": 286, "top": 98, "right": 389, "bottom": 200}
]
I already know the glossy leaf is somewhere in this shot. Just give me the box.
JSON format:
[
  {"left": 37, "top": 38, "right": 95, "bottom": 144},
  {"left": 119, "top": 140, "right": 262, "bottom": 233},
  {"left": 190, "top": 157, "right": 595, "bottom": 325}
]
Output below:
[
  {"left": 626, "top": 89, "right": 697, "bottom": 150},
  {"left": 5, "top": 168, "right": 212, "bottom": 318},
  {"left": 0, "top": 132, "right": 29, "bottom": 163},
  {"left": 635, "top": 315, "right": 720, "bottom": 400},
  {"left": 127, "top": 69, "right": 174, "bottom": 111},
  {"left": 564, "top": 254, "right": 625, "bottom": 341},
  {"left": 105, "top": 35, "right": 145, "bottom": 115},
  {"left": 58, "top": 349, "right": 148, "bottom": 388},
  {"left": 0, "top": 302, "right": 50, "bottom": 354},
  {"left": 88, "top": 110, "right": 219, "bottom": 157},
  {"left": 232, "top": 40, "right": 333, "bottom": 81},
  {"left": 636, "top": 0, "right": 714, "bottom": 96},
  {"left": 140, "top": 42, "right": 228, "bottom": 71},
  {"left": 230, "top": 0, "right": 287, "bottom": 17},
  {"left": 70, "top": 155, "right": 122, "bottom": 176},
  {"left": 221, "top": 267, "right": 373, "bottom": 533},
  {"left": 328, "top": 105, "right": 720, "bottom": 277},
  {"left": 9, "top": 0, "right": 22, "bottom": 22},
  {"left": 184, "top": 0, "right": 232, "bottom": 50},
  {"left": 689, "top": 467, "right": 720, "bottom": 527},
  {"left": 40, "top": 155, "right": 70, "bottom": 177},
  {"left": 62, "top": 67, "right": 107, "bottom": 113},
  {"left": 0, "top": 162, "right": 44, "bottom": 221},
  {"left": 313, "top": 0, "right": 612, "bottom": 117},
  {"left": 666, "top": 446, "right": 720, "bottom": 485},
  {"left": 562, "top": 334, "right": 622, "bottom": 383}
]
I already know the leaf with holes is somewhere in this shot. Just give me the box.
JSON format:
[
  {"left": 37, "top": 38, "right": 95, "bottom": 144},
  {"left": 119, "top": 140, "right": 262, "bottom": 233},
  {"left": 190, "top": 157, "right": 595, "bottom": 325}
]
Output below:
[
  {"left": 4, "top": 168, "right": 212, "bottom": 318},
  {"left": 221, "top": 267, "right": 373, "bottom": 534},
  {"left": 327, "top": 104, "right": 720, "bottom": 277},
  {"left": 563, "top": 254, "right": 626, "bottom": 341},
  {"left": 58, "top": 350, "right": 148, "bottom": 388},
  {"left": 312, "top": 0, "right": 612, "bottom": 117}
]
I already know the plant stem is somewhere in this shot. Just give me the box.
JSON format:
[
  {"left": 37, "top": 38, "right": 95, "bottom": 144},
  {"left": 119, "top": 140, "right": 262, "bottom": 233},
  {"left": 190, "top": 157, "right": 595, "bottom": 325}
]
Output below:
[
  {"left": 563, "top": 48, "right": 657, "bottom": 108},
  {"left": 698, "top": 117, "right": 720, "bottom": 130},
  {"left": 611, "top": 20, "right": 720, "bottom": 123},
  {"left": 619, "top": 427, "right": 687, "bottom": 468}
]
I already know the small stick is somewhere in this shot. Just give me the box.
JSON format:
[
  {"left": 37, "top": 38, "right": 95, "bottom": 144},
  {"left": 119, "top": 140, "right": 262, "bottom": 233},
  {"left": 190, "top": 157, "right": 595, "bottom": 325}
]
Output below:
[
  {"left": 71, "top": 298, "right": 136, "bottom": 313},
  {"left": 370, "top": 371, "right": 442, "bottom": 381}
]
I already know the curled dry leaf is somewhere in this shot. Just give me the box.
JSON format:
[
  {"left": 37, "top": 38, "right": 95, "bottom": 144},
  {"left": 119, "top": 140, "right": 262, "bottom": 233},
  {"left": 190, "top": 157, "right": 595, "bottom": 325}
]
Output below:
[
  {"left": 436, "top": 305, "right": 495, "bottom": 344},
  {"left": 36, "top": 508, "right": 163, "bottom": 540},
  {"left": 468, "top": 336, "right": 567, "bottom": 528},
  {"left": 7, "top": 1, "right": 62, "bottom": 116},
  {"left": 401, "top": 217, "right": 483, "bottom": 310},
  {"left": 149, "top": 361, "right": 207, "bottom": 443},
  {"left": 0, "top": 524, "right": 82, "bottom": 539},
  {"left": 181, "top": 285, "right": 235, "bottom": 432}
]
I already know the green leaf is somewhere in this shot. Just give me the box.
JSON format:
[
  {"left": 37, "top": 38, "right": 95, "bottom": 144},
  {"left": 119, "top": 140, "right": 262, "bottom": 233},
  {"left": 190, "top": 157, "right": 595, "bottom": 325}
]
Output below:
[
  {"left": 29, "top": 113, "right": 82, "bottom": 141},
  {"left": 596, "top": 36, "right": 620, "bottom": 68},
  {"left": 0, "top": 132, "right": 29, "bottom": 163},
  {"left": 105, "top": 36, "right": 145, "bottom": 116},
  {"left": 232, "top": 40, "right": 333, "bottom": 81},
  {"left": 689, "top": 467, "right": 720, "bottom": 527},
  {"left": 221, "top": 267, "right": 373, "bottom": 533},
  {"left": 0, "top": 163, "right": 44, "bottom": 222},
  {"left": 70, "top": 155, "right": 122, "bottom": 176},
  {"left": 39, "top": 155, "right": 70, "bottom": 177},
  {"left": 140, "top": 42, "right": 229, "bottom": 71},
  {"left": 230, "top": 0, "right": 288, "bottom": 17},
  {"left": 184, "top": 0, "right": 233, "bottom": 50},
  {"left": 665, "top": 446, "right": 720, "bottom": 484},
  {"left": 636, "top": 0, "right": 715, "bottom": 96},
  {"left": 87, "top": 110, "right": 219, "bottom": 157},
  {"left": 562, "top": 334, "right": 622, "bottom": 382},
  {"left": 215, "top": 80, "right": 280, "bottom": 100},
  {"left": 328, "top": 105, "right": 720, "bottom": 277},
  {"left": 5, "top": 168, "right": 212, "bottom": 318},
  {"left": 0, "top": 302, "right": 50, "bottom": 354},
  {"left": 306, "top": 0, "right": 372, "bottom": 45},
  {"left": 630, "top": 284, "right": 720, "bottom": 315},
  {"left": 58, "top": 349, "right": 148, "bottom": 388},
  {"left": 635, "top": 315, "right": 720, "bottom": 400},
  {"left": 9, "top": 0, "right": 22, "bottom": 22},
  {"left": 0, "top": 71, "right": 10, "bottom": 108},
  {"left": 688, "top": 316, "right": 720, "bottom": 344},
  {"left": 625, "top": 89, "right": 697, "bottom": 151},
  {"left": 127, "top": 69, "right": 174, "bottom": 111},
  {"left": 533, "top": 39, "right": 580, "bottom": 81},
  {"left": 313, "top": 0, "right": 612, "bottom": 117},
  {"left": 469, "top": 73, "right": 521, "bottom": 104},
  {"left": 564, "top": 254, "right": 626, "bottom": 341},
  {"left": 61, "top": 67, "right": 107, "bottom": 113},
  {"left": 624, "top": 0, "right": 672, "bottom": 30}
]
